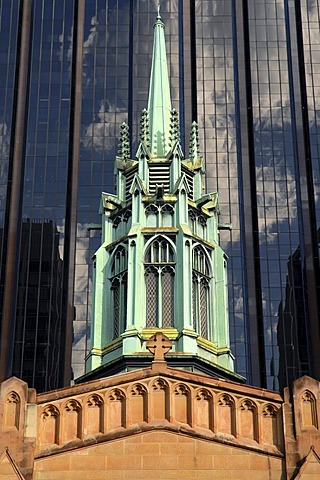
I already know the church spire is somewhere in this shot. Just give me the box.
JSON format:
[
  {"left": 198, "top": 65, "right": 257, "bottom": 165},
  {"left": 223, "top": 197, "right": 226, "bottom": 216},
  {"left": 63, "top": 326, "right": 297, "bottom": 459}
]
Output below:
[
  {"left": 147, "top": 9, "right": 172, "bottom": 157},
  {"left": 84, "top": 8, "right": 240, "bottom": 385}
]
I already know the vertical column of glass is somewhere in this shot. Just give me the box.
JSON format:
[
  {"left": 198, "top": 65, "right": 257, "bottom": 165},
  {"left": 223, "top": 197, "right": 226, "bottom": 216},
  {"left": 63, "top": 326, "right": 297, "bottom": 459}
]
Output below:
[
  {"left": 295, "top": 0, "right": 320, "bottom": 380},
  {"left": 299, "top": 1, "right": 320, "bottom": 244},
  {"left": 0, "top": 0, "right": 30, "bottom": 384},
  {"left": 13, "top": 0, "right": 75, "bottom": 391},
  {"left": 75, "top": 0, "right": 131, "bottom": 379},
  {"left": 247, "top": 0, "right": 308, "bottom": 390},
  {"left": 194, "top": 0, "right": 250, "bottom": 380},
  {"left": 0, "top": 0, "right": 20, "bottom": 340}
]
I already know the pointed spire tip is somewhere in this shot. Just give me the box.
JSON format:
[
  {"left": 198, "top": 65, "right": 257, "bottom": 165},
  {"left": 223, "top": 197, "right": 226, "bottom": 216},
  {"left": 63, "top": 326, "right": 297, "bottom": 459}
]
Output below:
[
  {"left": 148, "top": 0, "right": 171, "bottom": 156},
  {"left": 157, "top": 3, "right": 161, "bottom": 20}
]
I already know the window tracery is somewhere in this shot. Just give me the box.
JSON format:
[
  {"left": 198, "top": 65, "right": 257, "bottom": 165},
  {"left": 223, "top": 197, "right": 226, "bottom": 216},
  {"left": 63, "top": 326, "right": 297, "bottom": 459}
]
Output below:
[
  {"left": 192, "top": 245, "right": 211, "bottom": 339},
  {"left": 145, "top": 237, "right": 175, "bottom": 327},
  {"left": 4, "top": 392, "right": 20, "bottom": 429},
  {"left": 110, "top": 245, "right": 128, "bottom": 339}
]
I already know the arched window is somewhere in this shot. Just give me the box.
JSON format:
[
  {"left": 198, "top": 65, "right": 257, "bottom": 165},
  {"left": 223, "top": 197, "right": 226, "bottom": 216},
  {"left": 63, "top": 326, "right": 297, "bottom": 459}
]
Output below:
[
  {"left": 192, "top": 245, "right": 211, "bottom": 339},
  {"left": 110, "top": 246, "right": 127, "bottom": 339},
  {"left": 145, "top": 237, "right": 175, "bottom": 328},
  {"left": 188, "top": 209, "right": 197, "bottom": 234}
]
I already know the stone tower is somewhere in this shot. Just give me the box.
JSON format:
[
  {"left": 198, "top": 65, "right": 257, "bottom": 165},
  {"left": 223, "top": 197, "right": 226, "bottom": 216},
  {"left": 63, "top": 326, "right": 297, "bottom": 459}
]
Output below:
[{"left": 84, "top": 11, "right": 240, "bottom": 382}]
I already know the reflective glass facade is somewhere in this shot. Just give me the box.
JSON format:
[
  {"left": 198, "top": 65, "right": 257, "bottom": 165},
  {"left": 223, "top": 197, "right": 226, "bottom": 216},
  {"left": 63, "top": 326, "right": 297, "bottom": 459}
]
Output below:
[{"left": 0, "top": 0, "right": 319, "bottom": 391}]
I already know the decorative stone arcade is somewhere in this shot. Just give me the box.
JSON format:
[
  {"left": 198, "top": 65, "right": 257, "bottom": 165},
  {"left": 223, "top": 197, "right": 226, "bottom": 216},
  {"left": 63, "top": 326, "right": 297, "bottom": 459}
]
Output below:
[{"left": 84, "top": 12, "right": 239, "bottom": 382}]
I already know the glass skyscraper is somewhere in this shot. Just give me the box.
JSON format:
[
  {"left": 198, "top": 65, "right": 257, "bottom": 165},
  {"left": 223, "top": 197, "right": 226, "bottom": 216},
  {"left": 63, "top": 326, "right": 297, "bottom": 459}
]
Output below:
[{"left": 0, "top": 0, "right": 319, "bottom": 392}]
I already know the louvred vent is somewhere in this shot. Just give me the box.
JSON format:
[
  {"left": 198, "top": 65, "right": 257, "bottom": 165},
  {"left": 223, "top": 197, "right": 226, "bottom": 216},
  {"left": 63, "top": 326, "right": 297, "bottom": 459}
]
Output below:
[
  {"left": 125, "top": 165, "right": 138, "bottom": 201},
  {"left": 148, "top": 163, "right": 170, "bottom": 194}
]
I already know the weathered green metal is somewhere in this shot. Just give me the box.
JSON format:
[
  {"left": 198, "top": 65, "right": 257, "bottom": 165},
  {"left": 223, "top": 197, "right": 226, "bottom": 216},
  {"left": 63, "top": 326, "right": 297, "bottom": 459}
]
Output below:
[
  {"left": 147, "top": 11, "right": 172, "bottom": 157},
  {"left": 85, "top": 12, "right": 236, "bottom": 378}
]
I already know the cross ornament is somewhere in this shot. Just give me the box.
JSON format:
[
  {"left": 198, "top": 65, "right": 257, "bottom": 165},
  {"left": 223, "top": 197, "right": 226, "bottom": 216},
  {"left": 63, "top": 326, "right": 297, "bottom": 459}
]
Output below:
[{"left": 146, "top": 332, "right": 172, "bottom": 361}]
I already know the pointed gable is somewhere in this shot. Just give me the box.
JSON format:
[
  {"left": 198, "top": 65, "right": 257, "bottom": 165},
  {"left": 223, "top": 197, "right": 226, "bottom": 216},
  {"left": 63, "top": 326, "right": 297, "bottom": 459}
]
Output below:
[
  {"left": 0, "top": 448, "right": 25, "bottom": 479},
  {"left": 295, "top": 447, "right": 320, "bottom": 479},
  {"left": 173, "top": 173, "right": 191, "bottom": 195},
  {"left": 129, "top": 173, "right": 147, "bottom": 195}
]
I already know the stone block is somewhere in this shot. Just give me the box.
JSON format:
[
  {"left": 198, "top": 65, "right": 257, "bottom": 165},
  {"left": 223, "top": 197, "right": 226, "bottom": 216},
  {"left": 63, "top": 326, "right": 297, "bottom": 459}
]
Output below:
[
  {"left": 107, "top": 453, "right": 142, "bottom": 470},
  {"left": 142, "top": 454, "right": 178, "bottom": 470}
]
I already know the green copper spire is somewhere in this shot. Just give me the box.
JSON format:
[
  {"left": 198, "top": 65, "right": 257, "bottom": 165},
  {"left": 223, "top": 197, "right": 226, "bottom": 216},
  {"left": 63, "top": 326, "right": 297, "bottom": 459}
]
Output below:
[
  {"left": 147, "top": 8, "right": 172, "bottom": 157},
  {"left": 82, "top": 7, "right": 243, "bottom": 386}
]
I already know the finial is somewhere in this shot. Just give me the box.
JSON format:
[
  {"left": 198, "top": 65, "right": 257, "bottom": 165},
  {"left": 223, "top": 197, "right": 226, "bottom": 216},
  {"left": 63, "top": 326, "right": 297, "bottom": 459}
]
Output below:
[
  {"left": 169, "top": 108, "right": 180, "bottom": 147},
  {"left": 157, "top": 3, "right": 161, "bottom": 20},
  {"left": 118, "top": 121, "right": 130, "bottom": 160},
  {"left": 139, "top": 109, "right": 150, "bottom": 149},
  {"left": 189, "top": 121, "right": 200, "bottom": 163}
]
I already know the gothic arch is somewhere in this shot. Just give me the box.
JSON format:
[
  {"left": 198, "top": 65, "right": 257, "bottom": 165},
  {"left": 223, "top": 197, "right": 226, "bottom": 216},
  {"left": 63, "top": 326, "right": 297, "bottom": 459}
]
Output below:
[
  {"left": 191, "top": 243, "right": 213, "bottom": 277},
  {"left": 84, "top": 394, "right": 104, "bottom": 437},
  {"left": 143, "top": 234, "right": 176, "bottom": 260},
  {"left": 4, "top": 391, "right": 20, "bottom": 430},
  {"left": 173, "top": 383, "right": 191, "bottom": 425},
  {"left": 216, "top": 393, "right": 236, "bottom": 436},
  {"left": 106, "top": 388, "right": 126, "bottom": 430},
  {"left": 150, "top": 378, "right": 170, "bottom": 421},
  {"left": 192, "top": 244, "right": 213, "bottom": 339},
  {"left": 145, "top": 204, "right": 159, "bottom": 227},
  {"left": 40, "top": 404, "right": 60, "bottom": 446},
  {"left": 239, "top": 398, "right": 258, "bottom": 442},
  {"left": 150, "top": 378, "right": 169, "bottom": 392},
  {"left": 129, "top": 383, "right": 148, "bottom": 424},
  {"left": 301, "top": 390, "right": 318, "bottom": 429},
  {"left": 144, "top": 235, "right": 176, "bottom": 328},
  {"left": 108, "top": 388, "right": 126, "bottom": 402},
  {"left": 62, "top": 399, "right": 82, "bottom": 442},
  {"left": 107, "top": 243, "right": 128, "bottom": 277},
  {"left": 108, "top": 243, "right": 128, "bottom": 339},
  {"left": 130, "top": 383, "right": 148, "bottom": 396},
  {"left": 261, "top": 403, "right": 280, "bottom": 447},
  {"left": 161, "top": 203, "right": 174, "bottom": 215},
  {"left": 194, "top": 388, "right": 213, "bottom": 431}
]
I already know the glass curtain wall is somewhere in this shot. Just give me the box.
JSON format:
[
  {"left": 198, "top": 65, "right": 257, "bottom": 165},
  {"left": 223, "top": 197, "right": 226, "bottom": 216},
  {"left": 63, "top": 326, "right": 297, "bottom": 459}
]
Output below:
[
  {"left": 194, "top": 0, "right": 250, "bottom": 381},
  {"left": 0, "top": 1, "right": 21, "bottom": 358},
  {"left": 15, "top": 0, "right": 75, "bottom": 391},
  {"left": 246, "top": 0, "right": 308, "bottom": 390}
]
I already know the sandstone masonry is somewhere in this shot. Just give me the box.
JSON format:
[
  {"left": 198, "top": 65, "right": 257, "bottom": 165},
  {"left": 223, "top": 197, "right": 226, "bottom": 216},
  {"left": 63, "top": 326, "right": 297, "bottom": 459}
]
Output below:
[{"left": 0, "top": 362, "right": 320, "bottom": 479}]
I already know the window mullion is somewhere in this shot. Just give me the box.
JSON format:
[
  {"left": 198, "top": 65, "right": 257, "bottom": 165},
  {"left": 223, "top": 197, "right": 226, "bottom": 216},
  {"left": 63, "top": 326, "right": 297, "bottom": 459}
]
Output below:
[
  {"left": 192, "top": 275, "right": 197, "bottom": 330},
  {"left": 196, "top": 276, "right": 200, "bottom": 334},
  {"left": 158, "top": 267, "right": 162, "bottom": 327},
  {"left": 120, "top": 274, "right": 125, "bottom": 333}
]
